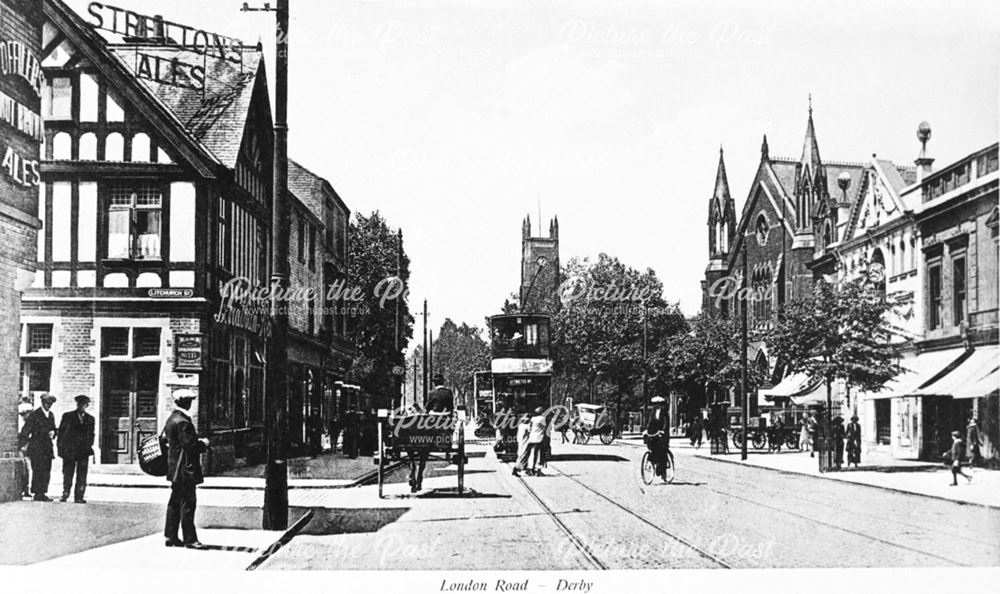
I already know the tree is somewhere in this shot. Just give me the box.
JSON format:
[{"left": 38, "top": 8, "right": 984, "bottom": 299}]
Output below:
[
  {"left": 768, "top": 273, "right": 904, "bottom": 451},
  {"left": 651, "top": 312, "right": 767, "bottom": 418},
  {"left": 346, "top": 212, "right": 414, "bottom": 407},
  {"left": 553, "top": 254, "right": 686, "bottom": 427},
  {"left": 430, "top": 319, "right": 491, "bottom": 411}
]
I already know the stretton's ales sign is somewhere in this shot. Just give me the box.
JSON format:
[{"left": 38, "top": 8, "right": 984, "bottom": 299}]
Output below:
[{"left": 86, "top": 2, "right": 247, "bottom": 91}]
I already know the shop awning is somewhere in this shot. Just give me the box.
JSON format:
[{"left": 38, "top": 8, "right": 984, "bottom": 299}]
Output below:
[
  {"left": 914, "top": 346, "right": 999, "bottom": 400},
  {"left": 760, "top": 372, "right": 816, "bottom": 399},
  {"left": 760, "top": 371, "right": 830, "bottom": 406},
  {"left": 864, "top": 347, "right": 969, "bottom": 400},
  {"left": 790, "top": 380, "right": 832, "bottom": 406}
]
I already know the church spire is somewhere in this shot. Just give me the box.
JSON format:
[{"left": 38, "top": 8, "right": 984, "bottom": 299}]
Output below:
[
  {"left": 713, "top": 145, "right": 732, "bottom": 205},
  {"left": 801, "top": 95, "right": 822, "bottom": 173},
  {"left": 760, "top": 134, "right": 769, "bottom": 161}
]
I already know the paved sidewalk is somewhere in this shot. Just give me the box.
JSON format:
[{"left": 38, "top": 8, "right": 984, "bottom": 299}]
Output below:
[
  {"left": 0, "top": 498, "right": 308, "bottom": 567},
  {"left": 637, "top": 438, "right": 1000, "bottom": 508},
  {"left": 84, "top": 452, "right": 380, "bottom": 490}
]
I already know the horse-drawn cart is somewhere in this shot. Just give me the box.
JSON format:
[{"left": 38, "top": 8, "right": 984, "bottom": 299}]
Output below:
[
  {"left": 376, "top": 409, "right": 466, "bottom": 498},
  {"left": 572, "top": 403, "right": 616, "bottom": 445}
]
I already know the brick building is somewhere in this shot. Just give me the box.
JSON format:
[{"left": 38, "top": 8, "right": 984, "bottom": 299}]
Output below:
[
  {"left": 17, "top": 0, "right": 353, "bottom": 474},
  {"left": 0, "top": 0, "right": 44, "bottom": 501},
  {"left": 703, "top": 102, "right": 873, "bottom": 413},
  {"left": 285, "top": 159, "right": 354, "bottom": 451},
  {"left": 702, "top": 102, "right": 999, "bottom": 462}
]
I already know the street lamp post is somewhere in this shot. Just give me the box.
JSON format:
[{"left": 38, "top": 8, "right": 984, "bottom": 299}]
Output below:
[{"left": 241, "top": 0, "right": 290, "bottom": 531}]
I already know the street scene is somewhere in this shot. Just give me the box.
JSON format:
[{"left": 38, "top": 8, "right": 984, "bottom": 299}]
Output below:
[{"left": 0, "top": 0, "right": 998, "bottom": 591}]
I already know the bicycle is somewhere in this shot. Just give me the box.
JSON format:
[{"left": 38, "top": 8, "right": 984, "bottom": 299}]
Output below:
[{"left": 640, "top": 434, "right": 675, "bottom": 485}]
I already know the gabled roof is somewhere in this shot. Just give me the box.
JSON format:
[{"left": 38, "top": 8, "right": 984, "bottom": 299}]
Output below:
[
  {"left": 288, "top": 159, "right": 326, "bottom": 221},
  {"left": 43, "top": 0, "right": 223, "bottom": 177},
  {"left": 842, "top": 159, "right": 911, "bottom": 241},
  {"left": 106, "top": 44, "right": 267, "bottom": 170},
  {"left": 289, "top": 159, "right": 350, "bottom": 220}
]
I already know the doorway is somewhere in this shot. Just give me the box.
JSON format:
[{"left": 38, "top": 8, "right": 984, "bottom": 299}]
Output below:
[{"left": 101, "top": 362, "right": 160, "bottom": 464}]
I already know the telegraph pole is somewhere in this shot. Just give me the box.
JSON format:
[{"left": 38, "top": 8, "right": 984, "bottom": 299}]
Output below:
[
  {"left": 243, "top": 0, "right": 290, "bottom": 530},
  {"left": 642, "top": 300, "right": 648, "bottom": 425},
  {"left": 740, "top": 239, "right": 748, "bottom": 461},
  {"left": 422, "top": 299, "right": 428, "bottom": 405},
  {"left": 393, "top": 229, "right": 402, "bottom": 409}
]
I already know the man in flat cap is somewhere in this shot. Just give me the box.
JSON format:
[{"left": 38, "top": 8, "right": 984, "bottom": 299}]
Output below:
[
  {"left": 163, "top": 389, "right": 209, "bottom": 549},
  {"left": 18, "top": 393, "right": 57, "bottom": 501},
  {"left": 58, "top": 395, "right": 95, "bottom": 503}
]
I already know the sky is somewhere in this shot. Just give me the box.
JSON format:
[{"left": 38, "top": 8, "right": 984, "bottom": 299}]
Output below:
[{"left": 66, "top": 0, "right": 1000, "bottom": 350}]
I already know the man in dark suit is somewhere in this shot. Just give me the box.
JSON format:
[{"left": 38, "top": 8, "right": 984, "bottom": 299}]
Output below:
[
  {"left": 644, "top": 396, "right": 671, "bottom": 476},
  {"left": 426, "top": 374, "right": 455, "bottom": 413},
  {"left": 57, "top": 395, "right": 95, "bottom": 503},
  {"left": 163, "top": 389, "right": 209, "bottom": 549},
  {"left": 18, "top": 393, "right": 57, "bottom": 501}
]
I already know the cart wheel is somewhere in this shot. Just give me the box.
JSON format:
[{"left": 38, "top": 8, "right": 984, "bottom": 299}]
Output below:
[
  {"left": 752, "top": 432, "right": 767, "bottom": 450},
  {"left": 640, "top": 451, "right": 655, "bottom": 485},
  {"left": 731, "top": 430, "right": 743, "bottom": 449},
  {"left": 785, "top": 432, "right": 800, "bottom": 450},
  {"left": 600, "top": 432, "right": 614, "bottom": 445}
]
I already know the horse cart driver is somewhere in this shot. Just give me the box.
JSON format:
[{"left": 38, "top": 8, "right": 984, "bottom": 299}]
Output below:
[{"left": 408, "top": 374, "right": 455, "bottom": 492}]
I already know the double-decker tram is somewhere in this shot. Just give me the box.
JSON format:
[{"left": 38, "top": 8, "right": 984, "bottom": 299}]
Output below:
[{"left": 488, "top": 313, "right": 553, "bottom": 461}]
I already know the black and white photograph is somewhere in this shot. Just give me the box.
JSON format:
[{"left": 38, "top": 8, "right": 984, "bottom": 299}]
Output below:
[{"left": 0, "top": 0, "right": 998, "bottom": 591}]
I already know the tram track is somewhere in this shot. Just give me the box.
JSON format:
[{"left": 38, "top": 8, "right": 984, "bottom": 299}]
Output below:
[
  {"left": 515, "top": 474, "right": 609, "bottom": 570},
  {"left": 675, "top": 463, "right": 974, "bottom": 567},
  {"left": 512, "top": 463, "right": 734, "bottom": 569},
  {"left": 540, "top": 465, "right": 735, "bottom": 569},
  {"left": 684, "top": 462, "right": 999, "bottom": 551}
]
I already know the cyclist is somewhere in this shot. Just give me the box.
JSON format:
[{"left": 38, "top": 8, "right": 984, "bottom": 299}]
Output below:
[{"left": 643, "top": 396, "right": 671, "bottom": 478}]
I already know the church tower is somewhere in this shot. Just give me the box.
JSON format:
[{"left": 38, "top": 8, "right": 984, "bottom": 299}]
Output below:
[
  {"left": 520, "top": 214, "right": 560, "bottom": 314},
  {"left": 703, "top": 147, "right": 737, "bottom": 315}
]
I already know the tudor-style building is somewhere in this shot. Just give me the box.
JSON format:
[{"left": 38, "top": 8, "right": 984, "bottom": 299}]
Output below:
[{"left": 18, "top": 0, "right": 354, "bottom": 472}]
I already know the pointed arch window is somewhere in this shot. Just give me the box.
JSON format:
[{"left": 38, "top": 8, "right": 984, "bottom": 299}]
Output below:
[{"left": 755, "top": 213, "right": 769, "bottom": 246}]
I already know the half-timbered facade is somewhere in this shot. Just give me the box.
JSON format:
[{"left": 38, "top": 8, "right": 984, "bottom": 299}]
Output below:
[{"left": 19, "top": 0, "right": 277, "bottom": 472}]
